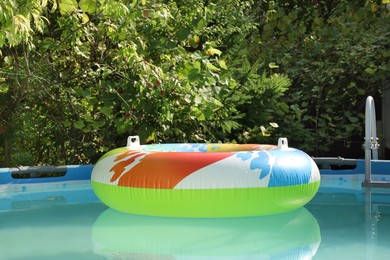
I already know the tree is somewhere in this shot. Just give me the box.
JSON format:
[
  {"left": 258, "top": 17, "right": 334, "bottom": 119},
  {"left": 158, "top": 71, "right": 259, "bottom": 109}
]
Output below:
[
  {"left": 0, "top": 0, "right": 289, "bottom": 166},
  {"left": 3, "top": 0, "right": 385, "bottom": 166},
  {"left": 253, "top": 0, "right": 390, "bottom": 155}
]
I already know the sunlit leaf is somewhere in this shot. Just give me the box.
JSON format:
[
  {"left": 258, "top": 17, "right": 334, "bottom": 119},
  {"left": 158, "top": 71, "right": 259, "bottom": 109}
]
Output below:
[
  {"left": 205, "top": 47, "right": 222, "bottom": 56},
  {"left": 58, "top": 0, "right": 78, "bottom": 15},
  {"left": 0, "top": 84, "right": 9, "bottom": 93},
  {"left": 194, "top": 95, "right": 202, "bottom": 104},
  {"left": 218, "top": 60, "right": 227, "bottom": 70},
  {"left": 205, "top": 61, "right": 220, "bottom": 71},
  {"left": 81, "top": 13, "right": 89, "bottom": 23},
  {"left": 79, "top": 0, "right": 97, "bottom": 13}
]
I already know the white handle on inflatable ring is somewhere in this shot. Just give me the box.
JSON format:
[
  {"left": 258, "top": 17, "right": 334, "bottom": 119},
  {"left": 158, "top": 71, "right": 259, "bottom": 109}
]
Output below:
[
  {"left": 127, "top": 135, "right": 141, "bottom": 150},
  {"left": 278, "top": 138, "right": 289, "bottom": 150}
]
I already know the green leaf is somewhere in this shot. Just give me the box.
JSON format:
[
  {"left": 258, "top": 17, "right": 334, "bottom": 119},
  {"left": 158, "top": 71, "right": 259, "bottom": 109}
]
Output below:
[
  {"left": 194, "top": 95, "right": 202, "bottom": 104},
  {"left": 205, "top": 47, "right": 222, "bottom": 56},
  {"left": 79, "top": 0, "right": 97, "bottom": 13},
  {"left": 0, "top": 32, "right": 5, "bottom": 48},
  {"left": 101, "top": 106, "right": 112, "bottom": 117},
  {"left": 204, "top": 108, "right": 214, "bottom": 119},
  {"left": 189, "top": 36, "right": 200, "bottom": 48},
  {"left": 58, "top": 0, "right": 78, "bottom": 15},
  {"left": 193, "top": 61, "right": 201, "bottom": 70},
  {"left": 92, "top": 120, "right": 105, "bottom": 128},
  {"left": 138, "top": 124, "right": 155, "bottom": 142},
  {"left": 74, "top": 120, "right": 85, "bottom": 129},
  {"left": 84, "top": 114, "right": 94, "bottom": 123},
  {"left": 347, "top": 116, "right": 359, "bottom": 123},
  {"left": 218, "top": 60, "right": 228, "bottom": 70},
  {"left": 364, "top": 67, "right": 376, "bottom": 75},
  {"left": 176, "top": 28, "right": 191, "bottom": 41},
  {"left": 81, "top": 13, "right": 89, "bottom": 23},
  {"left": 0, "top": 84, "right": 9, "bottom": 93},
  {"left": 63, "top": 119, "right": 72, "bottom": 127},
  {"left": 192, "top": 17, "right": 205, "bottom": 30},
  {"left": 205, "top": 61, "right": 220, "bottom": 71},
  {"left": 191, "top": 107, "right": 205, "bottom": 121},
  {"left": 260, "top": 125, "right": 271, "bottom": 136},
  {"left": 49, "top": 0, "right": 58, "bottom": 12}
]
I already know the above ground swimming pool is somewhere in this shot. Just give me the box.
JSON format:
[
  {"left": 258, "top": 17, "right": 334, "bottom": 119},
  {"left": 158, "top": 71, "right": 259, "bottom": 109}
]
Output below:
[{"left": 0, "top": 163, "right": 390, "bottom": 259}]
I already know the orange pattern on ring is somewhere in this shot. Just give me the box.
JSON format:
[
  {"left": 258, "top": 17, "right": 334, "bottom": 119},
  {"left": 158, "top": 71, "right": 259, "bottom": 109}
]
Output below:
[
  {"left": 110, "top": 152, "right": 233, "bottom": 189},
  {"left": 110, "top": 151, "right": 146, "bottom": 183}
]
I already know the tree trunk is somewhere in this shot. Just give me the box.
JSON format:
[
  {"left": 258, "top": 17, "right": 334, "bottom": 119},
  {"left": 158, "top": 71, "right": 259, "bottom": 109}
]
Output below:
[{"left": 0, "top": 125, "right": 10, "bottom": 166}]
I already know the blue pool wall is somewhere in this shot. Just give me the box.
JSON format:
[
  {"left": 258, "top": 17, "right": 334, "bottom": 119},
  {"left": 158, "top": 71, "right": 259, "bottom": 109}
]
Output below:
[
  {"left": 1, "top": 160, "right": 390, "bottom": 184},
  {"left": 0, "top": 165, "right": 94, "bottom": 184}
]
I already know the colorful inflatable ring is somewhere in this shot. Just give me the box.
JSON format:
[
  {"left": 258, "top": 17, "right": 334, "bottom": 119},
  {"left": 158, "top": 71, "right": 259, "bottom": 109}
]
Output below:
[{"left": 91, "top": 136, "right": 320, "bottom": 218}]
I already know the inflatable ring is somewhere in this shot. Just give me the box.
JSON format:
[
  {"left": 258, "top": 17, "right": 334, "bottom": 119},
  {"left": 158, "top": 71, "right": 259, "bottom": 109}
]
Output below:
[{"left": 91, "top": 136, "right": 320, "bottom": 218}]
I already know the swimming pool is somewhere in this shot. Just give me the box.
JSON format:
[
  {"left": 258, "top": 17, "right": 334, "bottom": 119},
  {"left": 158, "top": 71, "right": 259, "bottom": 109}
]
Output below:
[{"left": 0, "top": 168, "right": 389, "bottom": 259}]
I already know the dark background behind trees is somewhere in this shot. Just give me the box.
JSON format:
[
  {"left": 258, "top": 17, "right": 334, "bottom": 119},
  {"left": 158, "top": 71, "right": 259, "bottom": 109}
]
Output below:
[{"left": 0, "top": 0, "right": 389, "bottom": 166}]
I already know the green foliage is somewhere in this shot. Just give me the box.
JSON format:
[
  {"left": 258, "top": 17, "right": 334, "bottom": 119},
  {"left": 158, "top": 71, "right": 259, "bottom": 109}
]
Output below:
[
  {"left": 254, "top": 0, "right": 390, "bottom": 155},
  {"left": 0, "top": 0, "right": 288, "bottom": 166},
  {"left": 0, "top": 0, "right": 389, "bottom": 165},
  {"left": 0, "top": 0, "right": 50, "bottom": 49}
]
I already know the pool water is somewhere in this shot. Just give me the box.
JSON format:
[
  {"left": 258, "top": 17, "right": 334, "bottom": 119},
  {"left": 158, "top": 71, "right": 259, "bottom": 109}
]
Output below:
[{"left": 0, "top": 178, "right": 389, "bottom": 259}]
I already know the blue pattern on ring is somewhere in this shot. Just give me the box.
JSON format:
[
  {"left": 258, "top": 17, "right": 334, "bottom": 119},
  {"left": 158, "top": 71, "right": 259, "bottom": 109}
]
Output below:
[
  {"left": 236, "top": 149, "right": 312, "bottom": 187},
  {"left": 249, "top": 151, "right": 271, "bottom": 180}
]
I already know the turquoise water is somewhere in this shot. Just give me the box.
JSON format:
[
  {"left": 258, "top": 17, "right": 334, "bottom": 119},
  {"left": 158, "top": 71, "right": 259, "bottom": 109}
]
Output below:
[{"left": 0, "top": 178, "right": 389, "bottom": 259}]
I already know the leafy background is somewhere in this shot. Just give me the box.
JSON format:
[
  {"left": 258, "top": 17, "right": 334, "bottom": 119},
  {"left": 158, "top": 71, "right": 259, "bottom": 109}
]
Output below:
[{"left": 0, "top": 0, "right": 389, "bottom": 166}]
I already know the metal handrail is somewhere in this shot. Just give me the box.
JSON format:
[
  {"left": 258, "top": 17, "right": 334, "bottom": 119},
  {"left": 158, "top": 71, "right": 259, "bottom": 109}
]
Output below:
[{"left": 362, "top": 96, "right": 390, "bottom": 188}]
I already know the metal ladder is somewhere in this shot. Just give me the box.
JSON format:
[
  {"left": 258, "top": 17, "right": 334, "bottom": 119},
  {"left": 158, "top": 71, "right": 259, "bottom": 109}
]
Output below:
[{"left": 362, "top": 96, "right": 390, "bottom": 187}]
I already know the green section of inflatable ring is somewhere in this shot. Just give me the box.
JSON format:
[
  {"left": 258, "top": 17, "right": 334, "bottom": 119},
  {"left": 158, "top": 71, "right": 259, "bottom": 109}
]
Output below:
[
  {"left": 92, "top": 180, "right": 320, "bottom": 218},
  {"left": 97, "top": 147, "right": 129, "bottom": 162}
]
